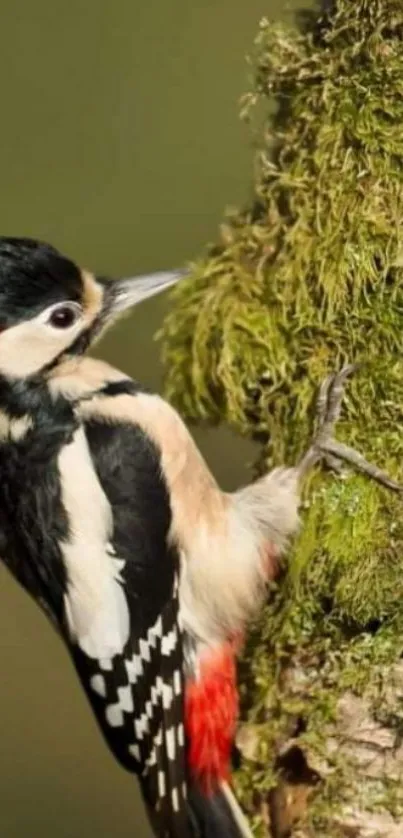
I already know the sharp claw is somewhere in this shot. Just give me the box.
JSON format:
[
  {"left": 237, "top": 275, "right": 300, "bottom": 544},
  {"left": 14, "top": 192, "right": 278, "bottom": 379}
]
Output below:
[
  {"left": 315, "top": 375, "right": 333, "bottom": 428},
  {"left": 320, "top": 439, "right": 403, "bottom": 493},
  {"left": 297, "top": 366, "right": 354, "bottom": 479},
  {"left": 319, "top": 364, "right": 357, "bottom": 436},
  {"left": 315, "top": 364, "right": 357, "bottom": 435},
  {"left": 297, "top": 363, "right": 402, "bottom": 494}
]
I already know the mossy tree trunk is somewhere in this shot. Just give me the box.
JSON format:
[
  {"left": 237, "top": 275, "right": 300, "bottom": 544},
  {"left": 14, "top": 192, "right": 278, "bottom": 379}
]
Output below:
[{"left": 159, "top": 2, "right": 403, "bottom": 835}]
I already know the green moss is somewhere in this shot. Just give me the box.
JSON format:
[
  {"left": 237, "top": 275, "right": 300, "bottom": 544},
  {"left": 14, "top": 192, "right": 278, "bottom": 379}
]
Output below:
[{"left": 159, "top": 0, "right": 403, "bottom": 832}]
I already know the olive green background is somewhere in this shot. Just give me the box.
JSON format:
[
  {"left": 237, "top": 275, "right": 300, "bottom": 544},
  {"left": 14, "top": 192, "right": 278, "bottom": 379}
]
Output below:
[{"left": 0, "top": 3, "right": 303, "bottom": 836}]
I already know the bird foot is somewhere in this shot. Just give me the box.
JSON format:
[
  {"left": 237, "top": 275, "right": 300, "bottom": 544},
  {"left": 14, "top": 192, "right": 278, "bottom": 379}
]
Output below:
[{"left": 297, "top": 364, "right": 403, "bottom": 493}]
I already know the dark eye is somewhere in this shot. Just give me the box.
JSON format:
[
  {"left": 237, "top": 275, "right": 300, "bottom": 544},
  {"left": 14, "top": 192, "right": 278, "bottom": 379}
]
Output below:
[{"left": 48, "top": 303, "right": 81, "bottom": 329}]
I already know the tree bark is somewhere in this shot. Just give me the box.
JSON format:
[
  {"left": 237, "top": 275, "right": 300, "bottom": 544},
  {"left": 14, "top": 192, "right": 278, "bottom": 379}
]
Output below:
[{"left": 159, "top": 2, "right": 403, "bottom": 834}]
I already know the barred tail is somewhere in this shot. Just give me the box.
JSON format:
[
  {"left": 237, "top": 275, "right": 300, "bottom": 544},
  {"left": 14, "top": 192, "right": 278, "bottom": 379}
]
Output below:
[{"left": 187, "top": 780, "right": 254, "bottom": 838}]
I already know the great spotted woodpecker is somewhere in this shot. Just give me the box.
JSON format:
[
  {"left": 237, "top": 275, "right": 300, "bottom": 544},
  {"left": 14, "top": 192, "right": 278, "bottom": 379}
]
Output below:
[{"left": 0, "top": 238, "right": 399, "bottom": 838}]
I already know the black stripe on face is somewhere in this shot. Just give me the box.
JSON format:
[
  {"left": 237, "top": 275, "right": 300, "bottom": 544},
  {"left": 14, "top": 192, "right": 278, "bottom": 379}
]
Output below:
[{"left": 60, "top": 326, "right": 93, "bottom": 359}]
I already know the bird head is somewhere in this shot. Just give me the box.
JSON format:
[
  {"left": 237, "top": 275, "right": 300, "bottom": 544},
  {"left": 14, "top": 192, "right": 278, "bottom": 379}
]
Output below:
[{"left": 0, "top": 237, "right": 183, "bottom": 380}]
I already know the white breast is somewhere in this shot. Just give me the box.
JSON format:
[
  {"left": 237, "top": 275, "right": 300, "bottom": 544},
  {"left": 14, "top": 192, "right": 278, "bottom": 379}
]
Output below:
[{"left": 58, "top": 426, "right": 130, "bottom": 659}]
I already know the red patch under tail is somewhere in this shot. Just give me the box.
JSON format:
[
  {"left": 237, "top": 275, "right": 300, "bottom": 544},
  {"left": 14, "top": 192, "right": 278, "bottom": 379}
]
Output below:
[
  {"left": 184, "top": 641, "right": 241, "bottom": 795},
  {"left": 184, "top": 542, "right": 279, "bottom": 796}
]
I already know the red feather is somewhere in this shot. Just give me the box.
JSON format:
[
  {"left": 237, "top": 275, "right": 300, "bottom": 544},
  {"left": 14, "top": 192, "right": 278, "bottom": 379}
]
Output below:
[
  {"left": 184, "top": 542, "right": 279, "bottom": 794},
  {"left": 184, "top": 641, "right": 240, "bottom": 794}
]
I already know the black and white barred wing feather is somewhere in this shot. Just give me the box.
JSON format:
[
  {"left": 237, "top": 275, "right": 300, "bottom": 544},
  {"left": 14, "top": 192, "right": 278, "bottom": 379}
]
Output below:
[
  {"left": 70, "top": 574, "right": 190, "bottom": 838},
  {"left": 56, "top": 414, "right": 192, "bottom": 837}
]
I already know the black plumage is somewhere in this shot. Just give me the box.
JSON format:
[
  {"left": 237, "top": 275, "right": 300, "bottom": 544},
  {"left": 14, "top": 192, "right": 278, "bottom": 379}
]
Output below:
[{"left": 0, "top": 238, "right": 82, "bottom": 327}]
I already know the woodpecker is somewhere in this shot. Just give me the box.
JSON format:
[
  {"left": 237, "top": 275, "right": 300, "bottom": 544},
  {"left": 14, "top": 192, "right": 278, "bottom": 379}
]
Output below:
[{"left": 0, "top": 238, "right": 399, "bottom": 838}]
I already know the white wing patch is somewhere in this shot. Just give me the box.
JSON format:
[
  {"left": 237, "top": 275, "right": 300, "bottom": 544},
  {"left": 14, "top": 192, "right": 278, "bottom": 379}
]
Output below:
[
  {"left": 90, "top": 674, "right": 107, "bottom": 697},
  {"left": 58, "top": 427, "right": 130, "bottom": 659}
]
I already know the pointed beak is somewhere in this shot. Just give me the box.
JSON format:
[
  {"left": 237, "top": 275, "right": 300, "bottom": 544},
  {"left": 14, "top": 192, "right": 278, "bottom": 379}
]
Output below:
[{"left": 106, "top": 268, "right": 187, "bottom": 317}]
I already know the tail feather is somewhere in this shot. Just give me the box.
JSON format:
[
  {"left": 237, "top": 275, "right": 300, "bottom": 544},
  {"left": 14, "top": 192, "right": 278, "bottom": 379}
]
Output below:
[
  {"left": 221, "top": 782, "right": 255, "bottom": 837},
  {"left": 187, "top": 780, "right": 254, "bottom": 838}
]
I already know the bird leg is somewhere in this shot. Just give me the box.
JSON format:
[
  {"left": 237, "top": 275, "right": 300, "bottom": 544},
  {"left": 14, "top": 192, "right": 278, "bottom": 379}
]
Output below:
[{"left": 296, "top": 364, "right": 403, "bottom": 492}]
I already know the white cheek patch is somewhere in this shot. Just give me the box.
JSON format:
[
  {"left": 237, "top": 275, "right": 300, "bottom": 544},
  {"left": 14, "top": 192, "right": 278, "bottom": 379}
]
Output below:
[
  {"left": 0, "top": 315, "right": 84, "bottom": 378},
  {"left": 0, "top": 279, "right": 103, "bottom": 379},
  {"left": 58, "top": 427, "right": 130, "bottom": 659}
]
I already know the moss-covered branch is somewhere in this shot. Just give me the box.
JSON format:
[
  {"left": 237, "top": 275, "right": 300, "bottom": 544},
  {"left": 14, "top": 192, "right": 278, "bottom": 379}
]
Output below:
[{"left": 159, "top": 2, "right": 403, "bottom": 834}]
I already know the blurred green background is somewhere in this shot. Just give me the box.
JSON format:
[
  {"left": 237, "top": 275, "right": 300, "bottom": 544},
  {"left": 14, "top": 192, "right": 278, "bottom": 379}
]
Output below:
[{"left": 0, "top": 2, "right": 304, "bottom": 836}]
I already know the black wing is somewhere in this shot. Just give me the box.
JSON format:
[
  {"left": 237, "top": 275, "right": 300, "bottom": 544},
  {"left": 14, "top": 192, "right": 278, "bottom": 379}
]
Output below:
[{"left": 69, "top": 414, "right": 191, "bottom": 838}]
